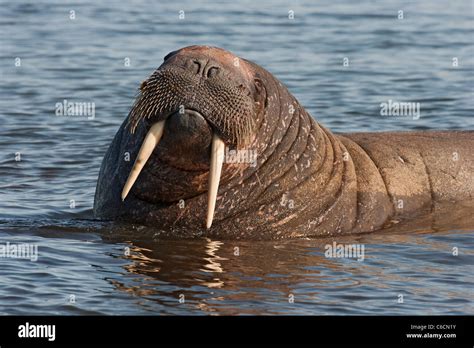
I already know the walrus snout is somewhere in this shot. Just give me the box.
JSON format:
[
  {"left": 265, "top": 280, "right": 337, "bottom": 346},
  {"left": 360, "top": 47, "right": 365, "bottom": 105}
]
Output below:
[
  {"left": 127, "top": 46, "right": 258, "bottom": 146},
  {"left": 156, "top": 109, "right": 212, "bottom": 170}
]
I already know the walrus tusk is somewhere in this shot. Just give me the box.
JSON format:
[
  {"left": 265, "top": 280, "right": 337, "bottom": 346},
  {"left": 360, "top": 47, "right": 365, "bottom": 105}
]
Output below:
[
  {"left": 206, "top": 134, "right": 225, "bottom": 229},
  {"left": 121, "top": 120, "right": 166, "bottom": 201}
]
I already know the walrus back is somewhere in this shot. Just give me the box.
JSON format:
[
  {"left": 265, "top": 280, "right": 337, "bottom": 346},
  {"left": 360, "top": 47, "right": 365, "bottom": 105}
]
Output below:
[{"left": 341, "top": 130, "right": 474, "bottom": 206}]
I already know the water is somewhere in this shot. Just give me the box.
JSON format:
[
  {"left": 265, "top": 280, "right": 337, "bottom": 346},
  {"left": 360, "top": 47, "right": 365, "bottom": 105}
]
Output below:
[{"left": 0, "top": 0, "right": 473, "bottom": 315}]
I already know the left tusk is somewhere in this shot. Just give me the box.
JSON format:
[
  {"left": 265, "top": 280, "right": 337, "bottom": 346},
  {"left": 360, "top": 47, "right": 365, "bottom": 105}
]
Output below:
[
  {"left": 206, "top": 134, "right": 225, "bottom": 229},
  {"left": 121, "top": 120, "right": 166, "bottom": 201}
]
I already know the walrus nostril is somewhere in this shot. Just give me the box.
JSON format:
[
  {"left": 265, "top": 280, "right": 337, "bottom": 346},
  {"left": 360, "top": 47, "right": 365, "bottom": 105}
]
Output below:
[
  {"left": 192, "top": 60, "right": 202, "bottom": 75},
  {"left": 207, "top": 66, "right": 219, "bottom": 78},
  {"left": 188, "top": 58, "right": 220, "bottom": 78}
]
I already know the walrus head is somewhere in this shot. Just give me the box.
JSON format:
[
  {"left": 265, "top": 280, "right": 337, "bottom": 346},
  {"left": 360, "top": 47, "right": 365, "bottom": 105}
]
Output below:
[
  {"left": 94, "top": 45, "right": 341, "bottom": 238},
  {"left": 119, "top": 46, "right": 267, "bottom": 228}
]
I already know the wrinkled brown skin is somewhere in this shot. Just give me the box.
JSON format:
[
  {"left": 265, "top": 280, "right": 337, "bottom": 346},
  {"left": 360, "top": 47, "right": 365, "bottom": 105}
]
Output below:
[{"left": 94, "top": 46, "right": 474, "bottom": 240}]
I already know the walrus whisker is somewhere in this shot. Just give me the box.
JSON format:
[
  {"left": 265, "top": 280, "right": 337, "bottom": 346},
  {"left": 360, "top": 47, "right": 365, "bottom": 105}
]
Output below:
[
  {"left": 121, "top": 120, "right": 166, "bottom": 201},
  {"left": 206, "top": 134, "right": 225, "bottom": 229}
]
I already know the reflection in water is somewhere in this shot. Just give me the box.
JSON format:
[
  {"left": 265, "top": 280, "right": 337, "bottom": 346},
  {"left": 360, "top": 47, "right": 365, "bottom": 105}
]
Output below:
[
  {"left": 200, "top": 239, "right": 226, "bottom": 288},
  {"left": 100, "top": 222, "right": 474, "bottom": 315},
  {"left": 0, "top": 217, "right": 471, "bottom": 315}
]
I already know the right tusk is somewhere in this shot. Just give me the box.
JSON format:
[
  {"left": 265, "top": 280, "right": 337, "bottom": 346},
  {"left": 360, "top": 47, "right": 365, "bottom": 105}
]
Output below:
[
  {"left": 206, "top": 134, "right": 225, "bottom": 229},
  {"left": 121, "top": 120, "right": 166, "bottom": 201}
]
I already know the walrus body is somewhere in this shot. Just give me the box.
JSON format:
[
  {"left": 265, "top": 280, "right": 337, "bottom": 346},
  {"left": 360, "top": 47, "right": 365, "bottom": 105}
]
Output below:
[{"left": 94, "top": 46, "right": 473, "bottom": 239}]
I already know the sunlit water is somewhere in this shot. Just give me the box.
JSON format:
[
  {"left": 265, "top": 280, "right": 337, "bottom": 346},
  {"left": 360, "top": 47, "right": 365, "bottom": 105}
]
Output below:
[{"left": 0, "top": 0, "right": 473, "bottom": 315}]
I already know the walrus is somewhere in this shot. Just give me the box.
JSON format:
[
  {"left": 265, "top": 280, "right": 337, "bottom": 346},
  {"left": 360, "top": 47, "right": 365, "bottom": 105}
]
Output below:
[{"left": 94, "top": 45, "right": 474, "bottom": 239}]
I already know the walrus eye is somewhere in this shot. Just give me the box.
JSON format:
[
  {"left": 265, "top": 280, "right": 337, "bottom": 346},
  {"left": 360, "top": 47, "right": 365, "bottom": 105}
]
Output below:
[{"left": 254, "top": 78, "right": 267, "bottom": 106}]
